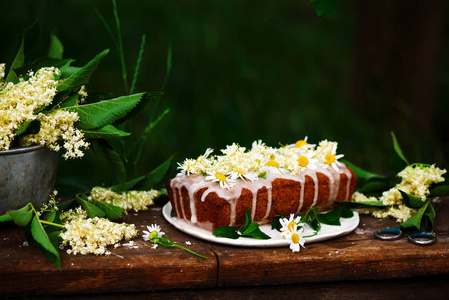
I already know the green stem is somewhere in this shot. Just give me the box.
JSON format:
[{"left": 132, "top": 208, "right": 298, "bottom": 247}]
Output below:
[
  {"left": 173, "top": 244, "right": 208, "bottom": 259},
  {"left": 112, "top": 0, "right": 128, "bottom": 94},
  {"left": 40, "top": 220, "right": 65, "bottom": 228}
]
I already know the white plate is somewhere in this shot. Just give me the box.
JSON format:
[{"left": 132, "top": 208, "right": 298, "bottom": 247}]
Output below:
[{"left": 162, "top": 202, "right": 360, "bottom": 247}]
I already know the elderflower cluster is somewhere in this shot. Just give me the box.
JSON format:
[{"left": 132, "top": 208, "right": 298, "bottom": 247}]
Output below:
[
  {"left": 352, "top": 164, "right": 446, "bottom": 223},
  {"left": 0, "top": 64, "right": 89, "bottom": 159},
  {"left": 178, "top": 138, "right": 345, "bottom": 189},
  {"left": 89, "top": 186, "right": 160, "bottom": 214},
  {"left": 19, "top": 109, "right": 89, "bottom": 159},
  {"left": 59, "top": 207, "right": 138, "bottom": 255},
  {"left": 0, "top": 66, "right": 59, "bottom": 150}
]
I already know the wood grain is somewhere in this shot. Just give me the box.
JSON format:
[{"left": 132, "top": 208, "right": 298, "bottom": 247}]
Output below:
[{"left": 1, "top": 200, "right": 448, "bottom": 297}]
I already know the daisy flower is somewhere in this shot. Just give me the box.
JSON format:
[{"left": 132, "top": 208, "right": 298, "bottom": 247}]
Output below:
[
  {"left": 297, "top": 151, "right": 319, "bottom": 171},
  {"left": 290, "top": 136, "right": 316, "bottom": 150},
  {"left": 142, "top": 224, "right": 165, "bottom": 241},
  {"left": 317, "top": 141, "right": 344, "bottom": 172},
  {"left": 260, "top": 160, "right": 288, "bottom": 175},
  {"left": 279, "top": 214, "right": 304, "bottom": 238},
  {"left": 229, "top": 168, "right": 259, "bottom": 182},
  {"left": 286, "top": 227, "right": 306, "bottom": 252},
  {"left": 205, "top": 171, "right": 236, "bottom": 189}
]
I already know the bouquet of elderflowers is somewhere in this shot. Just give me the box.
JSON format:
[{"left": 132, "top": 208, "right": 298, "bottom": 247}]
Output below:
[
  {"left": 338, "top": 133, "right": 449, "bottom": 233},
  {"left": 0, "top": 45, "right": 160, "bottom": 160}
]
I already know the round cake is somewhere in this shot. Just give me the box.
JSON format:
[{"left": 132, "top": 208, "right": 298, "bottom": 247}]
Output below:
[{"left": 166, "top": 139, "right": 357, "bottom": 231}]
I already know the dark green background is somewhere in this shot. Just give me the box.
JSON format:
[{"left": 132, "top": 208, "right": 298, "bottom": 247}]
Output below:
[{"left": 1, "top": 1, "right": 448, "bottom": 193}]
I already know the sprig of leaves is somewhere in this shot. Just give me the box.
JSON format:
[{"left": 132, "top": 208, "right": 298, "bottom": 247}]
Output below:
[
  {"left": 213, "top": 208, "right": 271, "bottom": 240},
  {"left": 0, "top": 197, "right": 125, "bottom": 270},
  {"left": 339, "top": 132, "right": 449, "bottom": 233}
]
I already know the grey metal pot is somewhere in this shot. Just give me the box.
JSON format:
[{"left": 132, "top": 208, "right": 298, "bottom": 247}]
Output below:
[{"left": 0, "top": 145, "right": 59, "bottom": 215}]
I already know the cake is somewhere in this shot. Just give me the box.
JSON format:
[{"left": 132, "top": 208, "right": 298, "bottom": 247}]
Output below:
[{"left": 166, "top": 139, "right": 357, "bottom": 231}]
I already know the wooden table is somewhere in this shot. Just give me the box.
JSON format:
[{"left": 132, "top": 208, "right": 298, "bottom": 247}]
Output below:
[{"left": 1, "top": 198, "right": 448, "bottom": 299}]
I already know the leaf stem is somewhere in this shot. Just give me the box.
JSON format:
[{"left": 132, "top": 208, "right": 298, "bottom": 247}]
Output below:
[{"left": 40, "top": 219, "right": 65, "bottom": 228}]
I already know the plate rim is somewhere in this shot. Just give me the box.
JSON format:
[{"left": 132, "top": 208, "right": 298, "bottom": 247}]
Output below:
[{"left": 162, "top": 202, "right": 359, "bottom": 248}]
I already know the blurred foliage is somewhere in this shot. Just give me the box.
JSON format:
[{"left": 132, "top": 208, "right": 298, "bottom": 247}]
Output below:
[{"left": 1, "top": 0, "right": 447, "bottom": 194}]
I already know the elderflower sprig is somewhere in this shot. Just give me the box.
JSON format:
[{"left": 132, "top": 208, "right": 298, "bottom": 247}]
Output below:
[
  {"left": 143, "top": 224, "right": 208, "bottom": 259},
  {"left": 340, "top": 132, "right": 448, "bottom": 233}
]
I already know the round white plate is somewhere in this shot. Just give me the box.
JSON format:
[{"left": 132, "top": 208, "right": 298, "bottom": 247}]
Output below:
[{"left": 162, "top": 202, "right": 360, "bottom": 247}]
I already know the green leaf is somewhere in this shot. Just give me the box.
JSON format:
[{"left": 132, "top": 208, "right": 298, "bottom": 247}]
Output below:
[
  {"left": 113, "top": 92, "right": 163, "bottom": 126},
  {"left": 14, "top": 119, "right": 40, "bottom": 137},
  {"left": 10, "top": 20, "right": 40, "bottom": 71},
  {"left": 90, "top": 199, "right": 124, "bottom": 220},
  {"left": 30, "top": 215, "right": 61, "bottom": 270},
  {"left": 130, "top": 34, "right": 146, "bottom": 94},
  {"left": 391, "top": 132, "right": 409, "bottom": 168},
  {"left": 310, "top": 0, "right": 338, "bottom": 17},
  {"left": 5, "top": 70, "right": 18, "bottom": 83},
  {"left": 57, "top": 92, "right": 79, "bottom": 109},
  {"left": 335, "top": 200, "right": 386, "bottom": 209},
  {"left": 75, "top": 195, "right": 106, "bottom": 219},
  {"left": 357, "top": 180, "right": 393, "bottom": 195},
  {"left": 82, "top": 125, "right": 130, "bottom": 139},
  {"left": 401, "top": 200, "right": 430, "bottom": 231},
  {"left": 18, "top": 58, "right": 74, "bottom": 78},
  {"left": 340, "top": 207, "right": 354, "bottom": 219},
  {"left": 399, "top": 190, "right": 425, "bottom": 209},
  {"left": 57, "top": 49, "right": 110, "bottom": 92},
  {"left": 240, "top": 222, "right": 259, "bottom": 235},
  {"left": 48, "top": 33, "right": 64, "bottom": 59},
  {"left": 430, "top": 184, "right": 449, "bottom": 197},
  {"left": 133, "top": 155, "right": 173, "bottom": 190},
  {"left": 271, "top": 215, "right": 284, "bottom": 231},
  {"left": 65, "top": 92, "right": 148, "bottom": 130},
  {"left": 56, "top": 198, "right": 76, "bottom": 211},
  {"left": 41, "top": 210, "right": 56, "bottom": 223},
  {"left": 341, "top": 159, "right": 388, "bottom": 182},
  {"left": 318, "top": 208, "right": 342, "bottom": 226},
  {"left": 242, "top": 227, "right": 271, "bottom": 239},
  {"left": 0, "top": 212, "right": 13, "bottom": 223},
  {"left": 8, "top": 203, "right": 34, "bottom": 227},
  {"left": 213, "top": 226, "right": 239, "bottom": 239}
]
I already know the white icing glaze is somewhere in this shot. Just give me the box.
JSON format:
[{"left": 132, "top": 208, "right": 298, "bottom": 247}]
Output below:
[{"left": 169, "top": 165, "right": 354, "bottom": 228}]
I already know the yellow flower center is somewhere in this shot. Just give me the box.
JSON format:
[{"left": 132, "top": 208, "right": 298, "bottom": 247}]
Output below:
[
  {"left": 298, "top": 156, "right": 309, "bottom": 167},
  {"left": 215, "top": 173, "right": 227, "bottom": 182},
  {"left": 291, "top": 233, "right": 300, "bottom": 244},
  {"left": 234, "top": 169, "right": 246, "bottom": 175},
  {"left": 325, "top": 153, "right": 336, "bottom": 165},
  {"left": 295, "top": 140, "right": 308, "bottom": 148},
  {"left": 265, "top": 160, "right": 279, "bottom": 168},
  {"left": 149, "top": 231, "right": 159, "bottom": 240},
  {"left": 287, "top": 221, "right": 297, "bottom": 232}
]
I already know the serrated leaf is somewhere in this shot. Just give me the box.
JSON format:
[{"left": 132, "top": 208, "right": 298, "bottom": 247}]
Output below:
[
  {"left": 75, "top": 196, "right": 106, "bottom": 218},
  {"left": 10, "top": 20, "right": 40, "bottom": 71},
  {"left": 82, "top": 125, "right": 130, "bottom": 139},
  {"left": 90, "top": 199, "right": 124, "bottom": 220},
  {"left": 310, "top": 0, "right": 338, "bottom": 17},
  {"left": 133, "top": 155, "right": 173, "bottom": 190},
  {"left": 271, "top": 215, "right": 283, "bottom": 231},
  {"left": 113, "top": 92, "right": 163, "bottom": 126},
  {"left": 399, "top": 190, "right": 425, "bottom": 209},
  {"left": 58, "top": 92, "right": 79, "bottom": 108},
  {"left": 65, "top": 92, "right": 146, "bottom": 130},
  {"left": 57, "top": 49, "right": 109, "bottom": 92},
  {"left": 9, "top": 203, "right": 34, "bottom": 227},
  {"left": 30, "top": 215, "right": 61, "bottom": 270},
  {"left": 49, "top": 33, "right": 64, "bottom": 59},
  {"left": 213, "top": 226, "right": 239, "bottom": 239}
]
